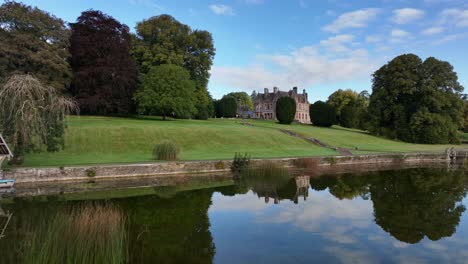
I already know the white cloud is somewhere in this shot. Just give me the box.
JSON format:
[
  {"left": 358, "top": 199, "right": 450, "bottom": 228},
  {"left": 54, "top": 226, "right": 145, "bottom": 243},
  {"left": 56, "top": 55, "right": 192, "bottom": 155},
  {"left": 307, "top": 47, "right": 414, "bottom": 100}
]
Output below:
[
  {"left": 320, "top": 34, "right": 356, "bottom": 53},
  {"left": 245, "top": 0, "right": 264, "bottom": 4},
  {"left": 129, "top": 0, "right": 164, "bottom": 10},
  {"left": 209, "top": 4, "right": 236, "bottom": 16},
  {"left": 390, "top": 29, "right": 412, "bottom": 43},
  {"left": 322, "top": 8, "right": 380, "bottom": 33},
  {"left": 391, "top": 29, "right": 410, "bottom": 38},
  {"left": 433, "top": 32, "right": 468, "bottom": 45},
  {"left": 421, "top": 26, "right": 444, "bottom": 35},
  {"left": 439, "top": 8, "right": 468, "bottom": 27},
  {"left": 211, "top": 43, "right": 378, "bottom": 91},
  {"left": 392, "top": 8, "right": 425, "bottom": 24},
  {"left": 366, "top": 35, "right": 382, "bottom": 43}
]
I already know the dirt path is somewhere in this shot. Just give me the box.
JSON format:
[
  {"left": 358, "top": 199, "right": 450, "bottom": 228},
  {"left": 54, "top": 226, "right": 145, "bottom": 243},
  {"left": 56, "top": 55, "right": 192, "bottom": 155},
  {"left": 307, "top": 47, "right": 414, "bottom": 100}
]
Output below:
[
  {"left": 239, "top": 122, "right": 353, "bottom": 156},
  {"left": 279, "top": 129, "right": 353, "bottom": 156}
]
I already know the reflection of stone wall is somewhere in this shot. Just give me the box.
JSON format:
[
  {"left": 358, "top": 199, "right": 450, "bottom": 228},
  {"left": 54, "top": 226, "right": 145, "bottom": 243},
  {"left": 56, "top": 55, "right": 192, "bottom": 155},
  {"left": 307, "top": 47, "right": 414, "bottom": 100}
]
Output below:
[{"left": 5, "top": 153, "right": 453, "bottom": 183}]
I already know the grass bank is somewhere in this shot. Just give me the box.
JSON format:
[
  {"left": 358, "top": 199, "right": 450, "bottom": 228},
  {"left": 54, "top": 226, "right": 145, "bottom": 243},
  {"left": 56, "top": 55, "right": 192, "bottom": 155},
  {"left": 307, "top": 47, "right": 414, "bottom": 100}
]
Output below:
[
  {"left": 253, "top": 120, "right": 461, "bottom": 154},
  {"left": 22, "top": 116, "right": 463, "bottom": 167}
]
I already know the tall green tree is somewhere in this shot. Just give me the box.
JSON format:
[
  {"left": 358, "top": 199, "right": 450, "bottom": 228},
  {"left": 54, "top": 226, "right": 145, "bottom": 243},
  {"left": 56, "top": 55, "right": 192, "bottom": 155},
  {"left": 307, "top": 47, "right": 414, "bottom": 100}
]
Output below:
[
  {"left": 275, "top": 97, "right": 296, "bottom": 124},
  {"left": 132, "top": 15, "right": 215, "bottom": 120},
  {"left": 310, "top": 101, "right": 336, "bottom": 127},
  {"left": 226, "top": 92, "right": 253, "bottom": 114},
  {"left": 369, "top": 54, "right": 463, "bottom": 144},
  {"left": 0, "top": 1, "right": 71, "bottom": 91},
  {"left": 217, "top": 96, "right": 237, "bottom": 118},
  {"left": 327, "top": 89, "right": 367, "bottom": 128},
  {"left": 69, "top": 10, "right": 138, "bottom": 115},
  {"left": 134, "top": 64, "right": 196, "bottom": 120}
]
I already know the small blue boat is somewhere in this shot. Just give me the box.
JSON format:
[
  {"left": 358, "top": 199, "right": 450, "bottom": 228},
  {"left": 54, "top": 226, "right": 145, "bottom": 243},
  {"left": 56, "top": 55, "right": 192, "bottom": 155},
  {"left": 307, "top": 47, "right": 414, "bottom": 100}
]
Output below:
[{"left": 0, "top": 180, "right": 15, "bottom": 188}]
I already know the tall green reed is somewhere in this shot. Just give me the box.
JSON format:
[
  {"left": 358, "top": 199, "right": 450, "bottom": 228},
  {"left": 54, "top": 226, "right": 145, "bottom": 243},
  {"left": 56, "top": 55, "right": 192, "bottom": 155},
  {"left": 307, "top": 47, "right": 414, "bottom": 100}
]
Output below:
[{"left": 24, "top": 203, "right": 127, "bottom": 264}]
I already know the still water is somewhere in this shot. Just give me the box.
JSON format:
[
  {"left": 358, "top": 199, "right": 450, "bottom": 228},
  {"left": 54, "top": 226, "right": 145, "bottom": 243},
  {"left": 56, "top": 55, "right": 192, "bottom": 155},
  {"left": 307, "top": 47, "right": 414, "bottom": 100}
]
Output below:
[{"left": 1, "top": 167, "right": 468, "bottom": 263}]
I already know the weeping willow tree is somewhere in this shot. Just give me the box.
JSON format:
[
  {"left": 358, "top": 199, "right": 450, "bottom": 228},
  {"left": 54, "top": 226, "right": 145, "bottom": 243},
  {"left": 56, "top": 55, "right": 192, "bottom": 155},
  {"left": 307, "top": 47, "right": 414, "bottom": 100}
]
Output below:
[{"left": 0, "top": 74, "right": 78, "bottom": 163}]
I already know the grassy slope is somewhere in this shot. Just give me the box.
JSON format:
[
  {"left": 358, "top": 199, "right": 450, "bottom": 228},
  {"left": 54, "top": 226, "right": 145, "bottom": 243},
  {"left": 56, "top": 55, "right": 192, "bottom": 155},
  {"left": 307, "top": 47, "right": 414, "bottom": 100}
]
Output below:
[
  {"left": 23, "top": 116, "right": 336, "bottom": 167},
  {"left": 252, "top": 120, "right": 461, "bottom": 153},
  {"left": 22, "top": 116, "right": 464, "bottom": 167}
]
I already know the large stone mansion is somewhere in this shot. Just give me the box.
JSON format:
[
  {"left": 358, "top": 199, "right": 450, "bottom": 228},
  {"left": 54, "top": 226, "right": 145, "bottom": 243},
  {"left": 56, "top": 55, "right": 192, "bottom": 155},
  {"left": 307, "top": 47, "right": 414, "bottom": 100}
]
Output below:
[{"left": 253, "top": 87, "right": 310, "bottom": 124}]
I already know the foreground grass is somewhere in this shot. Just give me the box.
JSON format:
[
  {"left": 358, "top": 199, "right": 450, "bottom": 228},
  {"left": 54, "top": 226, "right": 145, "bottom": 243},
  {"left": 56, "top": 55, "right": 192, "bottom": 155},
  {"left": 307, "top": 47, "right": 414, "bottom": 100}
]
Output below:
[
  {"left": 24, "top": 203, "right": 126, "bottom": 264},
  {"left": 22, "top": 116, "right": 464, "bottom": 167},
  {"left": 23, "top": 116, "right": 336, "bottom": 167}
]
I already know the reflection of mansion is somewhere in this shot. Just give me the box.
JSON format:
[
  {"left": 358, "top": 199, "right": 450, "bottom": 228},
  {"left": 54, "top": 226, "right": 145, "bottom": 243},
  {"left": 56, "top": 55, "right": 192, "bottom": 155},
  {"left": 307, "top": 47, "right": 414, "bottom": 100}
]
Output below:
[
  {"left": 253, "top": 87, "right": 311, "bottom": 124},
  {"left": 258, "top": 176, "right": 310, "bottom": 205}
]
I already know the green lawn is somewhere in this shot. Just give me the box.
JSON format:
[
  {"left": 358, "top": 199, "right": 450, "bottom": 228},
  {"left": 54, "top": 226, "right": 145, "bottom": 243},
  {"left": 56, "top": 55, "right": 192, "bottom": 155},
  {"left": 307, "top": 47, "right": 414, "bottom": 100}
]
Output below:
[
  {"left": 23, "top": 116, "right": 336, "bottom": 167},
  {"left": 22, "top": 116, "right": 464, "bottom": 167},
  {"left": 252, "top": 120, "right": 462, "bottom": 153}
]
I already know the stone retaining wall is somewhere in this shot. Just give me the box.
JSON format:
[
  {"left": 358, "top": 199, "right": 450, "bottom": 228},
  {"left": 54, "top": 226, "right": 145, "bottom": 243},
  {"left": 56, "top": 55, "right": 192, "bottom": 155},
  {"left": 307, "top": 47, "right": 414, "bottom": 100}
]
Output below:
[{"left": 3, "top": 152, "right": 455, "bottom": 183}]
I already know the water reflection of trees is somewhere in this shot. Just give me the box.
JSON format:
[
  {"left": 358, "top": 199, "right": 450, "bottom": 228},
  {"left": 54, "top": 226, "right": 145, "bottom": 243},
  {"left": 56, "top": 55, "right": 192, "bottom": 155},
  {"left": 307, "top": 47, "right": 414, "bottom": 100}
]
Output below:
[
  {"left": 311, "top": 168, "right": 468, "bottom": 244},
  {"left": 0, "top": 189, "right": 216, "bottom": 264}
]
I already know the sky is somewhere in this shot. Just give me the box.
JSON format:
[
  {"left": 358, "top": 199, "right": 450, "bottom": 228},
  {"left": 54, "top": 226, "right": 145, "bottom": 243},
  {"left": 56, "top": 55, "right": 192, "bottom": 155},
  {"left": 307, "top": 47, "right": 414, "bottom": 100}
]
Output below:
[{"left": 17, "top": 0, "right": 468, "bottom": 102}]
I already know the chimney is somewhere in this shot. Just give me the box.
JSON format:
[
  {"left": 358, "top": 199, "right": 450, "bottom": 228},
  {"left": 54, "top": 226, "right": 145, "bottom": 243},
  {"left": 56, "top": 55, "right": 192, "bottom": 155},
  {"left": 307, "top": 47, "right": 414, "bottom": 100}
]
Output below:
[
  {"left": 264, "top": 88, "right": 269, "bottom": 94},
  {"left": 293, "top": 87, "right": 298, "bottom": 94},
  {"left": 303, "top": 89, "right": 306, "bottom": 94},
  {"left": 273, "top": 87, "right": 278, "bottom": 93}
]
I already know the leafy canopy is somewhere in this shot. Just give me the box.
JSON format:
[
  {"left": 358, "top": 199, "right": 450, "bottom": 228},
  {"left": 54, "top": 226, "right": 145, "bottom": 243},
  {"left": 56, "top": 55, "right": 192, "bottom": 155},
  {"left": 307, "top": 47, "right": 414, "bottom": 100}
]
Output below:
[
  {"left": 327, "top": 89, "right": 367, "bottom": 128},
  {"left": 134, "top": 64, "right": 196, "bottom": 119},
  {"left": 216, "top": 96, "right": 238, "bottom": 118},
  {"left": 69, "top": 10, "right": 138, "bottom": 115},
  {"left": 226, "top": 92, "right": 254, "bottom": 111},
  {"left": 368, "top": 54, "right": 463, "bottom": 144},
  {"left": 132, "top": 14, "right": 215, "bottom": 119},
  {"left": 310, "top": 101, "right": 336, "bottom": 127},
  {"left": 0, "top": 1, "right": 71, "bottom": 91}
]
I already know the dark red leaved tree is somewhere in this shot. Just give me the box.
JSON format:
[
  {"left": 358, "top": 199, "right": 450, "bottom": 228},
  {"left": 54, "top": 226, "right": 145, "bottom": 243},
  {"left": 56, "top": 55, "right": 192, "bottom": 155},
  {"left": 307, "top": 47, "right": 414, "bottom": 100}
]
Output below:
[{"left": 69, "top": 10, "right": 138, "bottom": 115}]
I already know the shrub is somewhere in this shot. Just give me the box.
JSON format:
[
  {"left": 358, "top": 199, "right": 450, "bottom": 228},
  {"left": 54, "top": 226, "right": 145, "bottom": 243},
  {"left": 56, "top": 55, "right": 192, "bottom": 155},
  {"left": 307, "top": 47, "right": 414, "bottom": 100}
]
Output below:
[
  {"left": 153, "top": 141, "right": 179, "bottom": 161},
  {"left": 310, "top": 101, "right": 336, "bottom": 127},
  {"left": 85, "top": 168, "right": 96, "bottom": 177},
  {"left": 275, "top": 97, "right": 296, "bottom": 124},
  {"left": 231, "top": 153, "right": 250, "bottom": 173},
  {"left": 324, "top": 156, "right": 337, "bottom": 165},
  {"left": 215, "top": 161, "right": 225, "bottom": 170}
]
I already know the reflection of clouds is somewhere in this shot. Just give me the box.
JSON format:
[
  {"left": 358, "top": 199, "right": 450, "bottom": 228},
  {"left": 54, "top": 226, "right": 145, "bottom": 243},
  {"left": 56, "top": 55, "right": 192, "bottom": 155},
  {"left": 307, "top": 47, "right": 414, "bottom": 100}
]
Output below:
[
  {"left": 322, "top": 246, "right": 377, "bottom": 264},
  {"left": 322, "top": 226, "right": 357, "bottom": 244},
  {"left": 368, "top": 234, "right": 385, "bottom": 241},
  {"left": 256, "top": 192, "right": 373, "bottom": 233},
  {"left": 211, "top": 190, "right": 373, "bottom": 246},
  {"left": 393, "top": 255, "right": 427, "bottom": 264},
  {"left": 392, "top": 241, "right": 410, "bottom": 248},
  {"left": 423, "top": 242, "right": 447, "bottom": 251},
  {"left": 210, "top": 188, "right": 468, "bottom": 263}
]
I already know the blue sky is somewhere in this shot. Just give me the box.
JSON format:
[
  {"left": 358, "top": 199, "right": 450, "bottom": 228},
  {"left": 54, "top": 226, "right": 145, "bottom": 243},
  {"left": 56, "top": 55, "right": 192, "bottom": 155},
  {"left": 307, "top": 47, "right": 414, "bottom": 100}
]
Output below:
[{"left": 18, "top": 0, "right": 468, "bottom": 101}]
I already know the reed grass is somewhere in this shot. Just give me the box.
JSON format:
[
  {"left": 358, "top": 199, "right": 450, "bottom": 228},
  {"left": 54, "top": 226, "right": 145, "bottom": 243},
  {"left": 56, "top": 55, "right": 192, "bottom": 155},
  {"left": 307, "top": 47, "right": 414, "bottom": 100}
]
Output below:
[
  {"left": 153, "top": 140, "right": 179, "bottom": 161},
  {"left": 239, "top": 161, "right": 290, "bottom": 192},
  {"left": 24, "top": 203, "right": 127, "bottom": 264}
]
